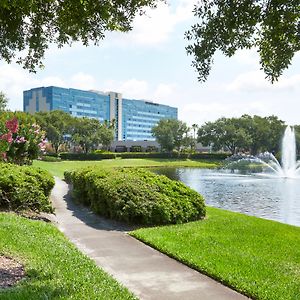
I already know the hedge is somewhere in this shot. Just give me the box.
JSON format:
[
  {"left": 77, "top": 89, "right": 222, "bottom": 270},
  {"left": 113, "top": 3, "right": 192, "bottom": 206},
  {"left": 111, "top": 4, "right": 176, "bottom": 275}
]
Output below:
[
  {"left": 60, "top": 152, "right": 116, "bottom": 160},
  {"left": 65, "top": 168, "right": 206, "bottom": 225},
  {"left": 59, "top": 152, "right": 229, "bottom": 161},
  {"left": 0, "top": 163, "right": 55, "bottom": 212}
]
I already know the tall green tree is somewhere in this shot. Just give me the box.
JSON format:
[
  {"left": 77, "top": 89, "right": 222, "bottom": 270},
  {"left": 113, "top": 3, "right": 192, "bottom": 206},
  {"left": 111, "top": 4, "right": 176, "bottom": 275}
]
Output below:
[
  {"left": 0, "top": 0, "right": 160, "bottom": 71},
  {"left": 191, "top": 123, "right": 199, "bottom": 150},
  {"left": 99, "top": 120, "right": 115, "bottom": 150},
  {"left": 72, "top": 117, "right": 103, "bottom": 153},
  {"left": 198, "top": 117, "right": 252, "bottom": 154},
  {"left": 0, "top": 91, "right": 8, "bottom": 111},
  {"left": 35, "top": 110, "right": 73, "bottom": 153},
  {"left": 186, "top": 1, "right": 300, "bottom": 82},
  {"left": 152, "top": 119, "right": 190, "bottom": 152},
  {"left": 240, "top": 115, "right": 285, "bottom": 154},
  {"left": 197, "top": 115, "right": 285, "bottom": 155}
]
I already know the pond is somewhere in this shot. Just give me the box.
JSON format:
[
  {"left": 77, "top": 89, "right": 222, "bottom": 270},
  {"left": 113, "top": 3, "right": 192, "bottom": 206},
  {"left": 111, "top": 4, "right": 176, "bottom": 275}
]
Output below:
[{"left": 152, "top": 168, "right": 300, "bottom": 227}]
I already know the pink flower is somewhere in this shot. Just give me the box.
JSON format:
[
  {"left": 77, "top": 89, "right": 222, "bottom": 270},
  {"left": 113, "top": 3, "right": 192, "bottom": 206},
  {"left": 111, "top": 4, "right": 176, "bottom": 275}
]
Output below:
[
  {"left": 5, "top": 117, "right": 19, "bottom": 133},
  {"left": 15, "top": 136, "right": 26, "bottom": 143},
  {"left": 38, "top": 140, "right": 46, "bottom": 150},
  {"left": 0, "top": 132, "right": 13, "bottom": 143},
  {"left": 1, "top": 152, "right": 7, "bottom": 161},
  {"left": 34, "top": 129, "right": 40, "bottom": 134}
]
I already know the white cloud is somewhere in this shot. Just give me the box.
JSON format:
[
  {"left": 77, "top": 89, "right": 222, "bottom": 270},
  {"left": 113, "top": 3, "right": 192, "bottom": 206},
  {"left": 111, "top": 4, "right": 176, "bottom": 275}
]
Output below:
[
  {"left": 70, "top": 72, "right": 97, "bottom": 90},
  {"left": 233, "top": 48, "right": 260, "bottom": 66},
  {"left": 181, "top": 99, "right": 271, "bottom": 126},
  {"left": 103, "top": 79, "right": 149, "bottom": 99},
  {"left": 153, "top": 83, "right": 177, "bottom": 101},
  {"left": 106, "top": 0, "right": 196, "bottom": 47},
  {"left": 226, "top": 71, "right": 300, "bottom": 93},
  {"left": 0, "top": 65, "right": 66, "bottom": 110}
]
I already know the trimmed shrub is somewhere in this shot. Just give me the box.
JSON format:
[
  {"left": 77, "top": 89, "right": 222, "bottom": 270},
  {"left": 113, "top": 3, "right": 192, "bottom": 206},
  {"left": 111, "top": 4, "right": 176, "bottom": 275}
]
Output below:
[
  {"left": 130, "top": 145, "right": 142, "bottom": 152},
  {"left": 65, "top": 168, "right": 206, "bottom": 225},
  {"left": 0, "top": 163, "right": 54, "bottom": 212},
  {"left": 59, "top": 151, "right": 229, "bottom": 161},
  {"left": 146, "top": 146, "right": 159, "bottom": 152},
  {"left": 59, "top": 152, "right": 116, "bottom": 160},
  {"left": 40, "top": 155, "right": 62, "bottom": 162}
]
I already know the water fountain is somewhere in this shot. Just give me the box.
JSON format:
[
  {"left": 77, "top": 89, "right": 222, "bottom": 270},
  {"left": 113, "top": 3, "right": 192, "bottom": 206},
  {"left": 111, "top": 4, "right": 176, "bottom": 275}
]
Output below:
[
  {"left": 154, "top": 126, "right": 300, "bottom": 226},
  {"left": 226, "top": 126, "right": 300, "bottom": 178}
]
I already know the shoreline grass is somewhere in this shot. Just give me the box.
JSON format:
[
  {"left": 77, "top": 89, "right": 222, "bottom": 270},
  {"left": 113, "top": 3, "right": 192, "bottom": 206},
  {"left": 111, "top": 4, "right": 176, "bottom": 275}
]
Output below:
[
  {"left": 33, "top": 158, "right": 220, "bottom": 178},
  {"left": 131, "top": 207, "right": 300, "bottom": 300},
  {"left": 0, "top": 213, "right": 135, "bottom": 300}
]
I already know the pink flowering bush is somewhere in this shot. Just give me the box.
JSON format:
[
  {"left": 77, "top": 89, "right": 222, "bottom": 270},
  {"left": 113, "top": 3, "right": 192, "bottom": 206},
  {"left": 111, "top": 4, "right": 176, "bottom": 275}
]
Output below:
[{"left": 0, "top": 112, "right": 46, "bottom": 165}]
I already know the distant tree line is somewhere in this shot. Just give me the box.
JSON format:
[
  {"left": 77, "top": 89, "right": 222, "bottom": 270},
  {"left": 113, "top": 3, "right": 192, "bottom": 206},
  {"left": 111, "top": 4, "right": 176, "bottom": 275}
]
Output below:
[
  {"left": 152, "top": 115, "right": 300, "bottom": 156},
  {"left": 197, "top": 115, "right": 287, "bottom": 155}
]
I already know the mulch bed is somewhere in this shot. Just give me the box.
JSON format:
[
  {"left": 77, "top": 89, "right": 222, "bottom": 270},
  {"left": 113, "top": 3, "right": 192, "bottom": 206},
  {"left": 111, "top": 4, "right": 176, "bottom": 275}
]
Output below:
[{"left": 0, "top": 256, "right": 25, "bottom": 289}]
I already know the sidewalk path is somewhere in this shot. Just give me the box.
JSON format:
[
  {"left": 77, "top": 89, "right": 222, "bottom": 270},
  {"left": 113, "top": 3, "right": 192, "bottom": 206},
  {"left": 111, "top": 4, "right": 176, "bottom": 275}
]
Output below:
[{"left": 51, "top": 178, "right": 249, "bottom": 300}]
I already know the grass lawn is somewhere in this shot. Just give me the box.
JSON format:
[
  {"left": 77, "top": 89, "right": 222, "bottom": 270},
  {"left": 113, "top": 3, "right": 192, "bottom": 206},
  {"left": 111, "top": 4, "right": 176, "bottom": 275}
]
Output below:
[
  {"left": 0, "top": 213, "right": 135, "bottom": 300},
  {"left": 33, "top": 158, "right": 220, "bottom": 178},
  {"left": 131, "top": 207, "right": 300, "bottom": 300}
]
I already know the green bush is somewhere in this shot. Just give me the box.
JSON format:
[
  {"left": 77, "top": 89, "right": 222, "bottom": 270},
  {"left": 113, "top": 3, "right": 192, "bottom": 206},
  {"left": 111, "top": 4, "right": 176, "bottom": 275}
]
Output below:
[
  {"left": 40, "top": 155, "right": 62, "bottom": 162},
  {"left": 129, "top": 145, "right": 142, "bottom": 152},
  {"left": 0, "top": 163, "right": 54, "bottom": 212},
  {"left": 59, "top": 152, "right": 117, "bottom": 160},
  {"left": 59, "top": 151, "right": 230, "bottom": 161},
  {"left": 65, "top": 168, "right": 206, "bottom": 225},
  {"left": 93, "top": 149, "right": 114, "bottom": 154}
]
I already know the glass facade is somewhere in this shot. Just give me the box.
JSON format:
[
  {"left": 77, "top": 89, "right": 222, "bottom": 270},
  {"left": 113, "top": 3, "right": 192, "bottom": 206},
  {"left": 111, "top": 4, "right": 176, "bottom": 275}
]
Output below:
[
  {"left": 122, "top": 99, "right": 177, "bottom": 141},
  {"left": 23, "top": 86, "right": 178, "bottom": 141}
]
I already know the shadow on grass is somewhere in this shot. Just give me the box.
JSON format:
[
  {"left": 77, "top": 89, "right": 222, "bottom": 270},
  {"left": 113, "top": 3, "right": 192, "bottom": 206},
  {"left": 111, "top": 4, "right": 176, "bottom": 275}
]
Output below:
[{"left": 0, "top": 277, "right": 71, "bottom": 300}]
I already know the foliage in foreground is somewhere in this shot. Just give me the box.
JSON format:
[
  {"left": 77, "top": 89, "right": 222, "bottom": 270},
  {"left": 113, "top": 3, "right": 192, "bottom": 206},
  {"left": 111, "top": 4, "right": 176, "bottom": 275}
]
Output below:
[
  {"left": 0, "top": 213, "right": 135, "bottom": 300},
  {"left": 131, "top": 207, "right": 300, "bottom": 300},
  {"left": 65, "top": 167, "right": 206, "bottom": 225},
  {"left": 0, "top": 163, "right": 54, "bottom": 212},
  {"left": 186, "top": 1, "right": 300, "bottom": 82},
  {"left": 0, "top": 0, "right": 160, "bottom": 71},
  {"left": 0, "top": 111, "right": 45, "bottom": 164}
]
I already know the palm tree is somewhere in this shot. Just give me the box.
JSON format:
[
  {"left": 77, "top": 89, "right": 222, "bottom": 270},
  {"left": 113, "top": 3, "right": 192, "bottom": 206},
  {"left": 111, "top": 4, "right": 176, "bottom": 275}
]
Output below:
[{"left": 191, "top": 124, "right": 198, "bottom": 150}]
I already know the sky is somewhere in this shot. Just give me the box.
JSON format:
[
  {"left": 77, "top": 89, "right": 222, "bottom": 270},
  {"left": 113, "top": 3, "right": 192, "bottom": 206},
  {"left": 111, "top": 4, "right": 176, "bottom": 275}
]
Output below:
[{"left": 1, "top": 0, "right": 300, "bottom": 126}]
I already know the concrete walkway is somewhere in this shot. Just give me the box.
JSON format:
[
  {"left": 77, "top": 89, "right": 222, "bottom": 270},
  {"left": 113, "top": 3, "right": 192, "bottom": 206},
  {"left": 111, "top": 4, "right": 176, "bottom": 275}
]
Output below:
[{"left": 51, "top": 178, "right": 249, "bottom": 300}]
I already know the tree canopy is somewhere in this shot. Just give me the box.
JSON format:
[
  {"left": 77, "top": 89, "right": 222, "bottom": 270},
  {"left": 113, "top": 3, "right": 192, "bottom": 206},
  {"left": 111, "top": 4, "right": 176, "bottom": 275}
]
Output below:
[
  {"left": 198, "top": 115, "right": 285, "bottom": 155},
  {"left": 35, "top": 111, "right": 115, "bottom": 153},
  {"left": 0, "top": 0, "right": 160, "bottom": 71},
  {"left": 186, "top": 0, "right": 300, "bottom": 82},
  {"left": 152, "top": 119, "right": 190, "bottom": 152}
]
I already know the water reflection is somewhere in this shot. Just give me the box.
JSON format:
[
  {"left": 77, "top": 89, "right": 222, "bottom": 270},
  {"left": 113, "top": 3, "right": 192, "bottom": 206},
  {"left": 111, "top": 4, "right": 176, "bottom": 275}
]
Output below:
[{"left": 153, "top": 168, "right": 300, "bottom": 227}]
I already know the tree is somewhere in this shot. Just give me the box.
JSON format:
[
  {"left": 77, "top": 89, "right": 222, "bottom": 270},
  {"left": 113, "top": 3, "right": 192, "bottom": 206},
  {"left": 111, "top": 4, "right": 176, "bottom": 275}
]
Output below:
[
  {"left": 72, "top": 117, "right": 103, "bottom": 153},
  {"left": 198, "top": 117, "right": 252, "bottom": 154},
  {"left": 0, "top": 92, "right": 8, "bottom": 111},
  {"left": 197, "top": 115, "right": 285, "bottom": 155},
  {"left": 191, "top": 123, "right": 199, "bottom": 150},
  {"left": 152, "top": 119, "right": 190, "bottom": 152},
  {"left": 0, "top": 0, "right": 160, "bottom": 71},
  {"left": 99, "top": 121, "right": 115, "bottom": 150},
  {"left": 35, "top": 110, "right": 73, "bottom": 153},
  {"left": 238, "top": 114, "right": 285, "bottom": 155},
  {"left": 186, "top": 1, "right": 300, "bottom": 83}
]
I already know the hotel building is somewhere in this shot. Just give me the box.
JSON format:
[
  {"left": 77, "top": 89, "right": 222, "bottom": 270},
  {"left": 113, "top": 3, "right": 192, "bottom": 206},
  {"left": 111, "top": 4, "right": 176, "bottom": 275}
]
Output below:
[{"left": 23, "top": 86, "right": 178, "bottom": 141}]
